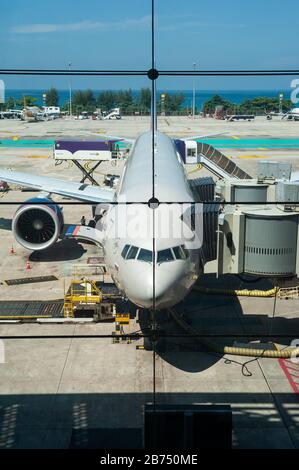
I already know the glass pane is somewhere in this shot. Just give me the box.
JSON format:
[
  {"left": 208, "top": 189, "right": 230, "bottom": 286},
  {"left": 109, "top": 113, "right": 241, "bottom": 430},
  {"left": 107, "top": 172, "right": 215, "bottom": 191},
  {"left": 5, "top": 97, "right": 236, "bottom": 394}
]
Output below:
[
  {"left": 3, "top": 0, "right": 299, "bottom": 452},
  {"left": 157, "top": 248, "right": 174, "bottom": 263},
  {"left": 1, "top": 2, "right": 150, "bottom": 70},
  {"left": 172, "top": 245, "right": 186, "bottom": 260},
  {"left": 181, "top": 245, "right": 189, "bottom": 259},
  {"left": 121, "top": 244, "right": 130, "bottom": 259},
  {"left": 137, "top": 248, "right": 153, "bottom": 263},
  {"left": 126, "top": 245, "right": 139, "bottom": 260},
  {"left": 155, "top": 1, "right": 297, "bottom": 73}
]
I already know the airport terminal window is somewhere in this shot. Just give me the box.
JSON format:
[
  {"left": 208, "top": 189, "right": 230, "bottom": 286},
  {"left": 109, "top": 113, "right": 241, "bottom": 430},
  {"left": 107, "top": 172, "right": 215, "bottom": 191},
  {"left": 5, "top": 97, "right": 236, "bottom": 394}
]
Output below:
[
  {"left": 121, "top": 244, "right": 130, "bottom": 259},
  {"left": 157, "top": 248, "right": 174, "bottom": 263},
  {"left": 137, "top": 248, "right": 153, "bottom": 263},
  {"left": 126, "top": 245, "right": 139, "bottom": 260}
]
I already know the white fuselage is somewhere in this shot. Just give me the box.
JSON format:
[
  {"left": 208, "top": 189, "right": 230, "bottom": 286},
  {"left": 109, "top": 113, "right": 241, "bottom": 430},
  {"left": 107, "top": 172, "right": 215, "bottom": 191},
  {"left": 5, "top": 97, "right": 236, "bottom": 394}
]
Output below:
[{"left": 101, "top": 131, "right": 202, "bottom": 309}]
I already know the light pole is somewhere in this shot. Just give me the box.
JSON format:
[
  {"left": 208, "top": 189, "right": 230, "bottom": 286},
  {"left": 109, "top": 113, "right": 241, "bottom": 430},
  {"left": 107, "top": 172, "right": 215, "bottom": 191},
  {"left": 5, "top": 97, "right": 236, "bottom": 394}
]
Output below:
[
  {"left": 68, "top": 61, "right": 72, "bottom": 117},
  {"left": 161, "top": 93, "right": 165, "bottom": 116},
  {"left": 279, "top": 93, "right": 284, "bottom": 115},
  {"left": 192, "top": 62, "right": 196, "bottom": 118}
]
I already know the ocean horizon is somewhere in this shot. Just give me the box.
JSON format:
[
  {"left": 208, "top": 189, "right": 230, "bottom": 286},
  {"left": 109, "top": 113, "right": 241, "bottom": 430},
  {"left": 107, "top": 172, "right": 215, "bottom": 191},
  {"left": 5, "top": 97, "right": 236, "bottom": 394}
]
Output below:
[{"left": 4, "top": 88, "right": 291, "bottom": 111}]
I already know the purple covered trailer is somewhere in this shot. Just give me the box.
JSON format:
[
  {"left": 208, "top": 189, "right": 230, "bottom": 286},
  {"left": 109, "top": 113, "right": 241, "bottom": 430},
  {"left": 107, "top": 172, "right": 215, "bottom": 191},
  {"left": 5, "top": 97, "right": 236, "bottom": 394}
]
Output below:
[{"left": 54, "top": 139, "right": 121, "bottom": 161}]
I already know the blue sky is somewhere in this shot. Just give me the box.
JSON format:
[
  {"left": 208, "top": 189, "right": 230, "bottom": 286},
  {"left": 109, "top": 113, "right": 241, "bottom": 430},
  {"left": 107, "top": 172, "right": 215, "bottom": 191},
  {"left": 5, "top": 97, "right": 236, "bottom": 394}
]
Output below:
[{"left": 1, "top": 0, "right": 298, "bottom": 90}]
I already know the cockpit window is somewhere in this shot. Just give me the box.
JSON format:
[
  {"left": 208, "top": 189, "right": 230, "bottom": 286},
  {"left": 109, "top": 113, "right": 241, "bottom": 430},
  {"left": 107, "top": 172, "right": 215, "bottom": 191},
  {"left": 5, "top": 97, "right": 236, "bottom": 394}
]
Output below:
[
  {"left": 122, "top": 245, "right": 188, "bottom": 263},
  {"left": 137, "top": 248, "right": 153, "bottom": 263},
  {"left": 181, "top": 245, "right": 189, "bottom": 258},
  {"left": 126, "top": 245, "right": 139, "bottom": 260},
  {"left": 172, "top": 245, "right": 187, "bottom": 260},
  {"left": 121, "top": 244, "right": 130, "bottom": 259},
  {"left": 157, "top": 248, "right": 174, "bottom": 263}
]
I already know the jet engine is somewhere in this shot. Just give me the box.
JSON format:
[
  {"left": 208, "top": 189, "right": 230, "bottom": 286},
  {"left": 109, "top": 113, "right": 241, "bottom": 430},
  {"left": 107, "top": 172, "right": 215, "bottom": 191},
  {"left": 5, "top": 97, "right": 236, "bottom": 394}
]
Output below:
[{"left": 12, "top": 198, "right": 64, "bottom": 251}]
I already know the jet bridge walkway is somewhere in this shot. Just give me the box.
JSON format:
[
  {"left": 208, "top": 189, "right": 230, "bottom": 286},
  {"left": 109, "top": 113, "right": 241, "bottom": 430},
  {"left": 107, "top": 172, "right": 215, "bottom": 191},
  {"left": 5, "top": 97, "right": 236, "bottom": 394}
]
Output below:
[
  {"left": 188, "top": 177, "right": 220, "bottom": 265},
  {"left": 196, "top": 142, "right": 252, "bottom": 180}
]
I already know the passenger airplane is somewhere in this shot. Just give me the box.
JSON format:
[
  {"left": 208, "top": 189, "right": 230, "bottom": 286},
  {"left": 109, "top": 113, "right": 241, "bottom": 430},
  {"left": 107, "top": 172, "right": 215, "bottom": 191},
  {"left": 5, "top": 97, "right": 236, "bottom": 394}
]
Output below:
[{"left": 0, "top": 124, "right": 214, "bottom": 309}]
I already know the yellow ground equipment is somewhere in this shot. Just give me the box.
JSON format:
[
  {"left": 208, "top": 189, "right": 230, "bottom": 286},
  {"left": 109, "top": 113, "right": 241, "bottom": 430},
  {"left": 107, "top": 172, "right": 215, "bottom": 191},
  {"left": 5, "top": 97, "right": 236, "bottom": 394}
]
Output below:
[
  {"left": 64, "top": 278, "right": 127, "bottom": 322},
  {"left": 112, "top": 313, "right": 131, "bottom": 343},
  {"left": 72, "top": 264, "right": 107, "bottom": 279},
  {"left": 64, "top": 279, "right": 102, "bottom": 317},
  {"left": 115, "top": 313, "right": 130, "bottom": 325}
]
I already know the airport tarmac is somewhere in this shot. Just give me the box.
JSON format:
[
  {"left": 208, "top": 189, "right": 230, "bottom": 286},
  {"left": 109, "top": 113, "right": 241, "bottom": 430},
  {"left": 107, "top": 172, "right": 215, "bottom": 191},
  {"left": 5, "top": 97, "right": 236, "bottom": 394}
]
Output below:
[
  {"left": 1, "top": 114, "right": 299, "bottom": 140},
  {"left": 0, "top": 116, "right": 298, "bottom": 449},
  {"left": 1, "top": 115, "right": 299, "bottom": 179},
  {"left": 0, "top": 285, "right": 298, "bottom": 449}
]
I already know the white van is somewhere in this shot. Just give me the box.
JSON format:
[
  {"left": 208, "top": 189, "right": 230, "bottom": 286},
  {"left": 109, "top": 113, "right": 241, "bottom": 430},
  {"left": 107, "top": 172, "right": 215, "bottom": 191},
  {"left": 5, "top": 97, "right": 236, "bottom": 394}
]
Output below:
[{"left": 42, "top": 106, "right": 60, "bottom": 117}]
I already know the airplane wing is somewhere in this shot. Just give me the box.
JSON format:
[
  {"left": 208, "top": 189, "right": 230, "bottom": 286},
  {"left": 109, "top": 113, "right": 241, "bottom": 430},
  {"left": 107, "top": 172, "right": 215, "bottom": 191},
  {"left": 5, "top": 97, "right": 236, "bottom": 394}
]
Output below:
[
  {"left": 0, "top": 169, "right": 115, "bottom": 203},
  {"left": 180, "top": 132, "right": 228, "bottom": 141},
  {"left": 88, "top": 132, "right": 135, "bottom": 145}
]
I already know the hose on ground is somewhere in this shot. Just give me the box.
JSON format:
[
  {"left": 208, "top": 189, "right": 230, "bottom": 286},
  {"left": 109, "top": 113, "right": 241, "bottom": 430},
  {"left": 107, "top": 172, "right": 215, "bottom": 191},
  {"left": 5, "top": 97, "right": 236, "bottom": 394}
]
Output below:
[
  {"left": 193, "top": 285, "right": 278, "bottom": 297},
  {"left": 168, "top": 308, "right": 299, "bottom": 359}
]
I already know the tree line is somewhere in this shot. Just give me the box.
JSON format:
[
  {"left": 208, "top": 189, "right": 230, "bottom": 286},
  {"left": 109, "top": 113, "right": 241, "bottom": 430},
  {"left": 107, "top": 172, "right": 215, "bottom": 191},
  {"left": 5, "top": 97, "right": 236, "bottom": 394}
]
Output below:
[
  {"left": 1, "top": 89, "right": 293, "bottom": 116},
  {"left": 64, "top": 88, "right": 186, "bottom": 115},
  {"left": 0, "top": 87, "right": 186, "bottom": 115},
  {"left": 202, "top": 94, "right": 292, "bottom": 115}
]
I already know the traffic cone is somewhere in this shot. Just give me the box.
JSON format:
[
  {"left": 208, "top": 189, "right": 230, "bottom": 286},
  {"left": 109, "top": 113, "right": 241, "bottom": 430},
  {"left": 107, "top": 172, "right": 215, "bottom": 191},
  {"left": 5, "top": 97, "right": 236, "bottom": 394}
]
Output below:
[
  {"left": 26, "top": 259, "right": 31, "bottom": 270},
  {"left": 10, "top": 245, "right": 16, "bottom": 254}
]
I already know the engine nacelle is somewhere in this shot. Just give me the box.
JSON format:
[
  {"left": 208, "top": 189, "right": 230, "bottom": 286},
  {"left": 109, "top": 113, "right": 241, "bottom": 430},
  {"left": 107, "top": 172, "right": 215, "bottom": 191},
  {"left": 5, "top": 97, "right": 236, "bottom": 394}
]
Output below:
[{"left": 12, "top": 198, "right": 64, "bottom": 251}]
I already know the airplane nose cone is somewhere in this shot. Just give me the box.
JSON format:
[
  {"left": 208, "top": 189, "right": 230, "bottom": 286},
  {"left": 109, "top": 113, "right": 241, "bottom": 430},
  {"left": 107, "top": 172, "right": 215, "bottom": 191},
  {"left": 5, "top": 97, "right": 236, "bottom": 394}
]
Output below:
[
  {"left": 124, "top": 271, "right": 163, "bottom": 309},
  {"left": 124, "top": 264, "right": 187, "bottom": 309}
]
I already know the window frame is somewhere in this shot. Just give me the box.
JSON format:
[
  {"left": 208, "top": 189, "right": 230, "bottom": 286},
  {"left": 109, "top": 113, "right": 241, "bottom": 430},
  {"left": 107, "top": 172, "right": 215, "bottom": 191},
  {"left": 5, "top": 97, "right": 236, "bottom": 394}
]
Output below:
[
  {"left": 157, "top": 248, "right": 175, "bottom": 264},
  {"left": 121, "top": 244, "right": 131, "bottom": 259},
  {"left": 137, "top": 248, "right": 153, "bottom": 263},
  {"left": 126, "top": 245, "right": 139, "bottom": 260}
]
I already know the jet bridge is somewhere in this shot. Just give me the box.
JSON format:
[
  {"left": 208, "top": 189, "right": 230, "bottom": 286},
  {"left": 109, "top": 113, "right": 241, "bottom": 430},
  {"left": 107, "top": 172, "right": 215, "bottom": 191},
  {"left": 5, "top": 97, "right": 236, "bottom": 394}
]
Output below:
[
  {"left": 197, "top": 161, "right": 299, "bottom": 280},
  {"left": 176, "top": 139, "right": 251, "bottom": 180},
  {"left": 188, "top": 177, "right": 220, "bottom": 266}
]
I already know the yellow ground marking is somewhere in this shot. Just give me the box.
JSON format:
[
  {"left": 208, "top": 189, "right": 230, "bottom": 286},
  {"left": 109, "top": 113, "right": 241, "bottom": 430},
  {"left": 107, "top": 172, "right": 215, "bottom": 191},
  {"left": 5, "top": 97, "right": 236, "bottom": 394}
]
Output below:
[
  {"left": 25, "top": 155, "right": 49, "bottom": 159},
  {"left": 231, "top": 135, "right": 240, "bottom": 140},
  {"left": 187, "top": 164, "right": 203, "bottom": 174},
  {"left": 12, "top": 136, "right": 19, "bottom": 141},
  {"left": 258, "top": 147, "right": 268, "bottom": 150},
  {"left": 0, "top": 155, "right": 47, "bottom": 161}
]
